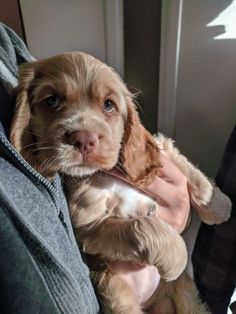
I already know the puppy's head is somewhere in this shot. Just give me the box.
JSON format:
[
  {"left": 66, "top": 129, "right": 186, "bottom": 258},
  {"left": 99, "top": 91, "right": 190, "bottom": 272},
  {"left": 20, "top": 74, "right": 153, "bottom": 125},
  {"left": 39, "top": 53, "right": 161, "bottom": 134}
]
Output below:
[
  {"left": 11, "top": 52, "right": 130, "bottom": 177},
  {"left": 11, "top": 51, "right": 160, "bottom": 181}
]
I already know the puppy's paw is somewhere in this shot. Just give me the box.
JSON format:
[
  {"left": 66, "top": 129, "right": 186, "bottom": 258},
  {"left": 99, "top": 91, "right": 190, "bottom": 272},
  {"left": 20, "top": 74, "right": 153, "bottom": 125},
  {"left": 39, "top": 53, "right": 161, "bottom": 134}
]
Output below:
[
  {"left": 189, "top": 171, "right": 213, "bottom": 208},
  {"left": 156, "top": 223, "right": 188, "bottom": 282},
  {"left": 194, "top": 186, "right": 232, "bottom": 225}
]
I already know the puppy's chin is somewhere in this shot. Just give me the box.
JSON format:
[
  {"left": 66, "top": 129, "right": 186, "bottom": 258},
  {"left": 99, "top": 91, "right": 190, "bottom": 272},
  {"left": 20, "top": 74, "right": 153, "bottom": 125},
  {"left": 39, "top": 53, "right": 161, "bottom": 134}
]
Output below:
[{"left": 62, "top": 165, "right": 98, "bottom": 177}]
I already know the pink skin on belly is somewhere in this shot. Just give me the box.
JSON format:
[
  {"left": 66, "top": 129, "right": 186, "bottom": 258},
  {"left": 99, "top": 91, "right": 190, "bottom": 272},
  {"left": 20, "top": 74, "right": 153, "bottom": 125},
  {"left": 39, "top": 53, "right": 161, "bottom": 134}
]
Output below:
[{"left": 111, "top": 261, "right": 160, "bottom": 306}]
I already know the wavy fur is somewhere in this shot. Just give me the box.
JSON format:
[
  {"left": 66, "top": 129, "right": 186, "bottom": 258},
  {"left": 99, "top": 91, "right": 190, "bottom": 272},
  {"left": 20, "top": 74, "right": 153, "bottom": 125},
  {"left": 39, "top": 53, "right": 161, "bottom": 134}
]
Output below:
[{"left": 11, "top": 52, "right": 212, "bottom": 313}]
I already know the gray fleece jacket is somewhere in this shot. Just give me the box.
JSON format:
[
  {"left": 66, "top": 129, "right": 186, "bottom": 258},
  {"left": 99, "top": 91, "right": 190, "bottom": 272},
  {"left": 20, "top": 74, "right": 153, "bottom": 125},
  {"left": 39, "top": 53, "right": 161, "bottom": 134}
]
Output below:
[{"left": 0, "top": 23, "right": 99, "bottom": 314}]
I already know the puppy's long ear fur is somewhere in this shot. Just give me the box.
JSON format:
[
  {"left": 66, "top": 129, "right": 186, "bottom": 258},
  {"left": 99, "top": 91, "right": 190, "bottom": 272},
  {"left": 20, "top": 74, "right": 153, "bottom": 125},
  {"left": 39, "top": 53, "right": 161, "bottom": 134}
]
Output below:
[
  {"left": 10, "top": 63, "right": 36, "bottom": 153},
  {"left": 119, "top": 96, "right": 161, "bottom": 186}
]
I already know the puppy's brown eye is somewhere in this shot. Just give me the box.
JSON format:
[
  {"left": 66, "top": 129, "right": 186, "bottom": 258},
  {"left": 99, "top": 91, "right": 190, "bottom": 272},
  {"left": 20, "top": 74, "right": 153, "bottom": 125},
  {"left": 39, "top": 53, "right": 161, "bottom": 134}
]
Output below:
[
  {"left": 45, "top": 95, "right": 60, "bottom": 108},
  {"left": 103, "top": 99, "right": 115, "bottom": 113}
]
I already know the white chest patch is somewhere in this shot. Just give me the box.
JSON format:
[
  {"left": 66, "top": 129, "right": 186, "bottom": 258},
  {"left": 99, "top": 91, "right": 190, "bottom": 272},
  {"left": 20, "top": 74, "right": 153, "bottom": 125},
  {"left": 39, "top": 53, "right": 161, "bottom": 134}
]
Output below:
[{"left": 101, "top": 176, "right": 158, "bottom": 218}]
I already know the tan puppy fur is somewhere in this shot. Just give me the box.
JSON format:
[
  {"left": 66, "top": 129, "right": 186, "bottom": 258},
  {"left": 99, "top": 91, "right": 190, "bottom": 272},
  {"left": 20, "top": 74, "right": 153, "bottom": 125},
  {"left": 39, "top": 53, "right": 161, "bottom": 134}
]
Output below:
[{"left": 11, "top": 52, "right": 212, "bottom": 313}]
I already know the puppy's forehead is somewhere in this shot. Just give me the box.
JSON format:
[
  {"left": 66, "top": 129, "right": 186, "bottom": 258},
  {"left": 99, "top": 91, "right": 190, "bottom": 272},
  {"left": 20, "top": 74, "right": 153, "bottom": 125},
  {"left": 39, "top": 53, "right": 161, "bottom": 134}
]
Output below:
[{"left": 34, "top": 52, "right": 127, "bottom": 99}]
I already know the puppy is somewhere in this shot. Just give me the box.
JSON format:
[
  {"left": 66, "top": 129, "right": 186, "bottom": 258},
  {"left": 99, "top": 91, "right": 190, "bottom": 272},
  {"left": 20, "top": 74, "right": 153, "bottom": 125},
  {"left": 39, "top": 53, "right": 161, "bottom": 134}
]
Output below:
[{"left": 11, "top": 52, "right": 214, "bottom": 313}]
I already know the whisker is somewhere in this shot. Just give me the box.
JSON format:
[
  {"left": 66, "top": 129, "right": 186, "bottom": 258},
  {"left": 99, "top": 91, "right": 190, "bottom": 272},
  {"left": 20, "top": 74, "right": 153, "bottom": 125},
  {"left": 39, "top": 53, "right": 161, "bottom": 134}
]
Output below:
[
  {"left": 32, "top": 146, "right": 54, "bottom": 153},
  {"left": 40, "top": 156, "right": 57, "bottom": 175},
  {"left": 21, "top": 141, "right": 49, "bottom": 151}
]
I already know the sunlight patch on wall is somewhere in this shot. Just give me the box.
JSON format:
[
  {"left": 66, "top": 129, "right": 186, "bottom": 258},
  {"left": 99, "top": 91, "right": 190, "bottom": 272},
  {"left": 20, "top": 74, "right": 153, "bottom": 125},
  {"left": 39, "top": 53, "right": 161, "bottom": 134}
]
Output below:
[{"left": 207, "top": 0, "right": 236, "bottom": 39}]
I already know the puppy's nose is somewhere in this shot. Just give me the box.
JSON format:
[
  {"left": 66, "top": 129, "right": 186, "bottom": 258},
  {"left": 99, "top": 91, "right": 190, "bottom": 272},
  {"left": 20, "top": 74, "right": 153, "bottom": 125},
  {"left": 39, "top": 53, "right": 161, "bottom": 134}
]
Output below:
[{"left": 67, "top": 131, "right": 99, "bottom": 154}]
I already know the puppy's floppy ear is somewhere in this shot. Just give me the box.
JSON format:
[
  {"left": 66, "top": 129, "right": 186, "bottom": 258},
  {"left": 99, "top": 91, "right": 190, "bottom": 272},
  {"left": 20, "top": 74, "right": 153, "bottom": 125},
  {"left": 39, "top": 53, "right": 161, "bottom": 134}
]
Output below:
[
  {"left": 10, "top": 62, "right": 36, "bottom": 153},
  {"left": 119, "top": 96, "right": 161, "bottom": 186}
]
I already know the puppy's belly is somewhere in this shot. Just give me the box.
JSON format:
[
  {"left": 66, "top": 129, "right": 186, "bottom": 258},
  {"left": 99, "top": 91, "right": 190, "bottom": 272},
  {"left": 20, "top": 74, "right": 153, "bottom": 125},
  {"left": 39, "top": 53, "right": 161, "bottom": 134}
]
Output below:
[{"left": 110, "top": 260, "right": 160, "bottom": 306}]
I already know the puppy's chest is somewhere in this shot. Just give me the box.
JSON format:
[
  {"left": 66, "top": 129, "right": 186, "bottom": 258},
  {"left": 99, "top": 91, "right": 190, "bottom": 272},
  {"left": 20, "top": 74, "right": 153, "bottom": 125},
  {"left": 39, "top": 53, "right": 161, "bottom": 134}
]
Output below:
[{"left": 68, "top": 175, "right": 157, "bottom": 227}]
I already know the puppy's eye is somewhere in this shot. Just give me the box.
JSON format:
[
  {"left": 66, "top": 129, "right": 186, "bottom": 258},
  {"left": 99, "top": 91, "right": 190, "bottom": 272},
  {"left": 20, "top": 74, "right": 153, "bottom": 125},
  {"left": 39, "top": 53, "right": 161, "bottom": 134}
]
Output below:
[
  {"left": 103, "top": 99, "right": 115, "bottom": 113},
  {"left": 45, "top": 95, "right": 60, "bottom": 108}
]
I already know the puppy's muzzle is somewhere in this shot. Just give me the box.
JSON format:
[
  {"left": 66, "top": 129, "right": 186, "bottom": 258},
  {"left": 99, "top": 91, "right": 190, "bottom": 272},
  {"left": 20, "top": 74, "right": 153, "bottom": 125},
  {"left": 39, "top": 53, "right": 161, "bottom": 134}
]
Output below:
[{"left": 66, "top": 130, "right": 99, "bottom": 155}]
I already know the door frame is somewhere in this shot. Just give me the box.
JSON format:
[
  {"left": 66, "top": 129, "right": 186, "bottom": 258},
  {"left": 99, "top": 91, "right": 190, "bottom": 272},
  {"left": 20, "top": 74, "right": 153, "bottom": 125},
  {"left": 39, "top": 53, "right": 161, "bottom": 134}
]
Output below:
[{"left": 158, "top": 0, "right": 183, "bottom": 137}]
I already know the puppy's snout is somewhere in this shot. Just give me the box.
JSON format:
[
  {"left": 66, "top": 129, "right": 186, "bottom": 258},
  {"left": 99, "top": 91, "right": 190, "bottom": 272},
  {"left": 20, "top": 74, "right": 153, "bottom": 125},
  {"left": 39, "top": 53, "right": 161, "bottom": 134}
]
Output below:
[{"left": 67, "top": 130, "right": 99, "bottom": 154}]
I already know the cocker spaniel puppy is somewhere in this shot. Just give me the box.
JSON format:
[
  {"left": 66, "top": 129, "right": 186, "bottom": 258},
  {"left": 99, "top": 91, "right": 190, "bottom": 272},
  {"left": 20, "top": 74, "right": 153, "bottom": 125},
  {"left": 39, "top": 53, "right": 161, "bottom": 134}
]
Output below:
[{"left": 11, "top": 52, "right": 218, "bottom": 313}]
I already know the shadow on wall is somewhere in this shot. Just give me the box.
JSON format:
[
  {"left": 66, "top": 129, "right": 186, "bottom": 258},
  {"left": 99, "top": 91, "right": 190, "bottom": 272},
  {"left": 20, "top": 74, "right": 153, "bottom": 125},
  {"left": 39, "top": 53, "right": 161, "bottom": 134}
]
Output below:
[{"left": 175, "top": 0, "right": 236, "bottom": 177}]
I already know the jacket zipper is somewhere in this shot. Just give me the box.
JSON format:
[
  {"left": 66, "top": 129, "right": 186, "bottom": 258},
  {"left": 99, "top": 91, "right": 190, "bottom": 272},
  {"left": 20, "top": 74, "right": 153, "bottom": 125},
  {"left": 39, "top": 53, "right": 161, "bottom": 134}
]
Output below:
[{"left": 0, "top": 132, "right": 63, "bottom": 217}]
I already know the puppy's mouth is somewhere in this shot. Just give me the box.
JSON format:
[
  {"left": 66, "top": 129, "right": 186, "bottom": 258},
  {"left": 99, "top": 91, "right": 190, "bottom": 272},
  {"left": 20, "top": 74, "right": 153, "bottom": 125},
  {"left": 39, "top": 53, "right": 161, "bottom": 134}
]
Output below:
[
  {"left": 63, "top": 130, "right": 101, "bottom": 168},
  {"left": 51, "top": 130, "right": 118, "bottom": 177},
  {"left": 34, "top": 127, "right": 119, "bottom": 177},
  {"left": 69, "top": 149, "right": 100, "bottom": 168},
  {"left": 53, "top": 143, "right": 96, "bottom": 173},
  {"left": 63, "top": 163, "right": 98, "bottom": 177}
]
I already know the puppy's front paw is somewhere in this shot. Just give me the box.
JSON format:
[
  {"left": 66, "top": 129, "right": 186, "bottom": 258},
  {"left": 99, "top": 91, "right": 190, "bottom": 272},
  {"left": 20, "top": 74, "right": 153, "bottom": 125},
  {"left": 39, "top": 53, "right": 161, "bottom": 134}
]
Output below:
[
  {"left": 194, "top": 186, "right": 232, "bottom": 225},
  {"left": 153, "top": 221, "right": 188, "bottom": 282},
  {"left": 188, "top": 170, "right": 213, "bottom": 208}
]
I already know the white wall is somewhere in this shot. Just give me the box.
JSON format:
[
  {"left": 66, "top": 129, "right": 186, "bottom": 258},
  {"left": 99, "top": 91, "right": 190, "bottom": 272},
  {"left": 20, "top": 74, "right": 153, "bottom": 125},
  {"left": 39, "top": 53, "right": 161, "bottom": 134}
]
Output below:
[
  {"left": 159, "top": 0, "right": 236, "bottom": 178},
  {"left": 19, "top": 0, "right": 124, "bottom": 76},
  {"left": 20, "top": 0, "right": 106, "bottom": 61}
]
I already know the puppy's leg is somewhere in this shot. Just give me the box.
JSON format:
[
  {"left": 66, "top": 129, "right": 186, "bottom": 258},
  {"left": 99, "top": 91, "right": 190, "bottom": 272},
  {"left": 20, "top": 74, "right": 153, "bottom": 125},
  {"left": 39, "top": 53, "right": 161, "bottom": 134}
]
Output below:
[
  {"left": 155, "top": 134, "right": 213, "bottom": 208},
  {"left": 144, "top": 274, "right": 209, "bottom": 314},
  {"left": 78, "top": 216, "right": 187, "bottom": 281},
  {"left": 155, "top": 134, "right": 225, "bottom": 225},
  {"left": 95, "top": 272, "right": 143, "bottom": 314},
  {"left": 143, "top": 280, "right": 176, "bottom": 314},
  {"left": 171, "top": 273, "right": 210, "bottom": 314}
]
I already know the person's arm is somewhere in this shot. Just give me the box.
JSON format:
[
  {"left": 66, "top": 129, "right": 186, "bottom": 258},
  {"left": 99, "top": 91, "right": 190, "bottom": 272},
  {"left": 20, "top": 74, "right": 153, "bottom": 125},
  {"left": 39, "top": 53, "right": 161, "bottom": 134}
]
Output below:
[{"left": 145, "top": 153, "right": 231, "bottom": 231}]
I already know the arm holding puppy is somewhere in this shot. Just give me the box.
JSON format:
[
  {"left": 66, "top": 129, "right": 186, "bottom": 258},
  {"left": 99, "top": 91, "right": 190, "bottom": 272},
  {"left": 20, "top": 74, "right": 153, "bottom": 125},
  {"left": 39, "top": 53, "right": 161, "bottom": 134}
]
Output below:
[
  {"left": 145, "top": 153, "right": 231, "bottom": 233},
  {"left": 145, "top": 153, "right": 191, "bottom": 233}
]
